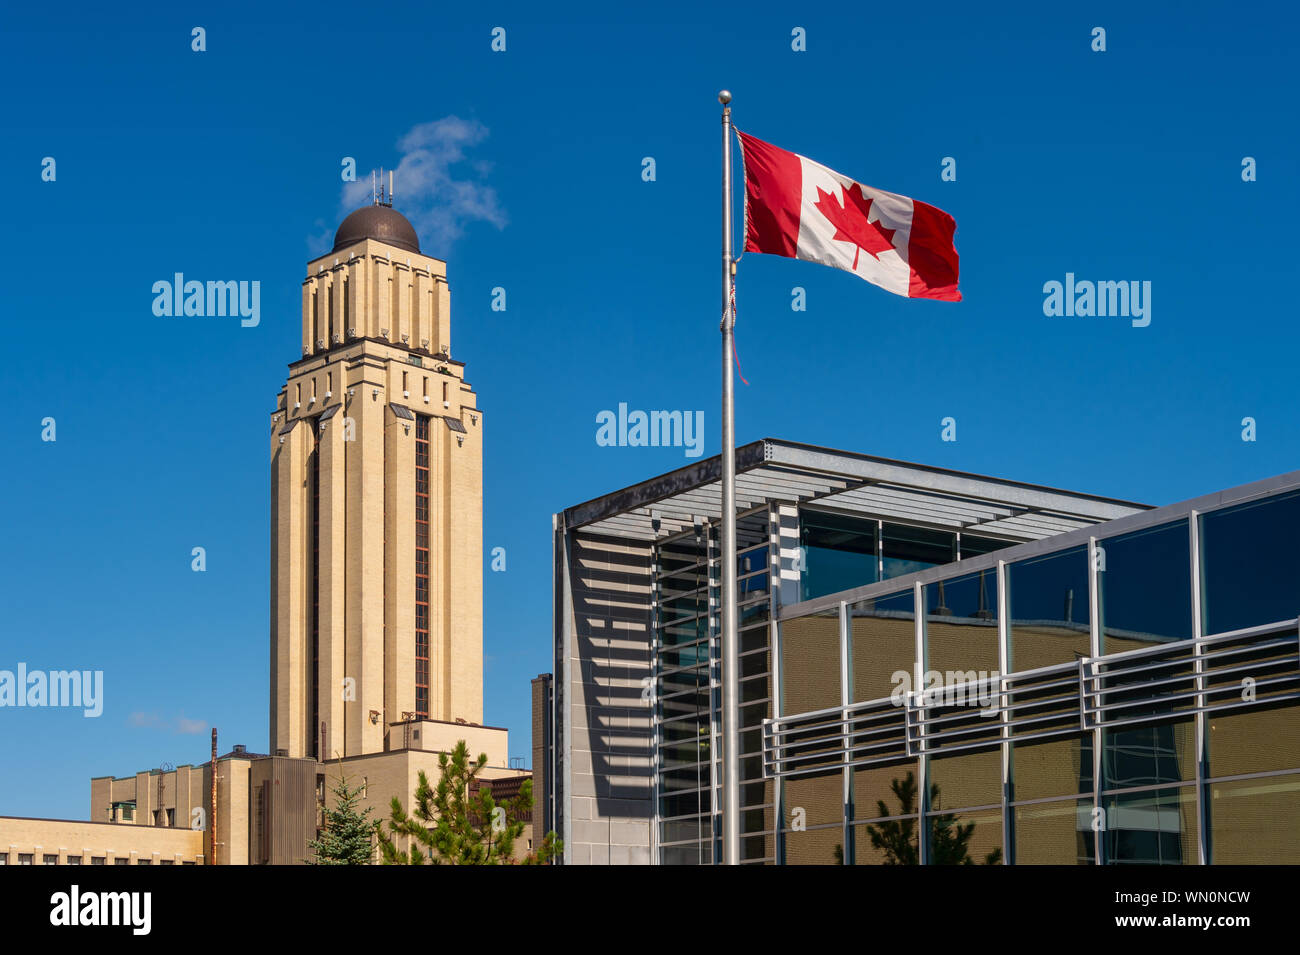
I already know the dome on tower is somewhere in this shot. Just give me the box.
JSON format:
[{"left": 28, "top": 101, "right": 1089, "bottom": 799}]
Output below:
[{"left": 332, "top": 204, "right": 421, "bottom": 254}]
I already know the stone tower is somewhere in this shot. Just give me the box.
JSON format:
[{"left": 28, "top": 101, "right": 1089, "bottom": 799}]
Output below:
[{"left": 270, "top": 199, "right": 483, "bottom": 760}]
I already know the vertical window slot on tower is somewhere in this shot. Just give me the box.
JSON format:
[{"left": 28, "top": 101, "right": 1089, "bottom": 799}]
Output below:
[{"left": 414, "top": 414, "right": 431, "bottom": 720}]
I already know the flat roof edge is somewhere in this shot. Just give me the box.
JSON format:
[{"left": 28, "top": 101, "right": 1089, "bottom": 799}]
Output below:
[
  {"left": 561, "top": 437, "right": 1151, "bottom": 532},
  {"left": 763, "top": 439, "right": 1150, "bottom": 512},
  {"left": 563, "top": 440, "right": 768, "bottom": 529}
]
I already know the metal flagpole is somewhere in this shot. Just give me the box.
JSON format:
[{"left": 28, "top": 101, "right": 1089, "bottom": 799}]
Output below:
[{"left": 718, "top": 89, "right": 740, "bottom": 866}]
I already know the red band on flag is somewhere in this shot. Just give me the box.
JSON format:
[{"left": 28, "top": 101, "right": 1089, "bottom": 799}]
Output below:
[
  {"left": 907, "top": 199, "right": 961, "bottom": 302},
  {"left": 738, "top": 130, "right": 801, "bottom": 258}
]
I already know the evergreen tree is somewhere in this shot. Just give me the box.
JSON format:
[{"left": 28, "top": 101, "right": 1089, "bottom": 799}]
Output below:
[
  {"left": 862, "top": 770, "right": 1001, "bottom": 865},
  {"left": 307, "top": 772, "right": 378, "bottom": 865},
  {"left": 376, "top": 739, "right": 562, "bottom": 865}
]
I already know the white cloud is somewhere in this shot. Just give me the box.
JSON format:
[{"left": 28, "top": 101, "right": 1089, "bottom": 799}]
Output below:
[
  {"left": 339, "top": 116, "right": 507, "bottom": 253},
  {"left": 175, "top": 716, "right": 207, "bottom": 735},
  {"left": 127, "top": 711, "right": 208, "bottom": 735}
]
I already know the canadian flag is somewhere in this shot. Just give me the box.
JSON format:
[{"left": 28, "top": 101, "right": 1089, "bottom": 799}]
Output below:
[{"left": 737, "top": 131, "right": 960, "bottom": 302}]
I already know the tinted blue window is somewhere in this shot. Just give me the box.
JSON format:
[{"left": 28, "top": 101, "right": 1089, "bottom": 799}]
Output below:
[
  {"left": 1099, "top": 520, "right": 1191, "bottom": 654},
  {"left": 884, "top": 523, "right": 954, "bottom": 580},
  {"left": 1008, "top": 546, "right": 1090, "bottom": 670},
  {"left": 925, "top": 569, "right": 999, "bottom": 675},
  {"left": 800, "top": 511, "right": 877, "bottom": 600},
  {"left": 1200, "top": 490, "right": 1300, "bottom": 634}
]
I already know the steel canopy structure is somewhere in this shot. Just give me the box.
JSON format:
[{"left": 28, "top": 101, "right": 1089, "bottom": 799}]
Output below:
[{"left": 563, "top": 438, "right": 1148, "bottom": 545}]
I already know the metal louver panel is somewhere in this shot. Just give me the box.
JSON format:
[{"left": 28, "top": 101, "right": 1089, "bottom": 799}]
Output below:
[{"left": 764, "top": 618, "right": 1300, "bottom": 780}]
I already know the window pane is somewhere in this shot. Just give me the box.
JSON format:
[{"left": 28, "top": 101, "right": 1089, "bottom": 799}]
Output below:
[
  {"left": 661, "top": 844, "right": 711, "bottom": 865},
  {"left": 1009, "top": 546, "right": 1090, "bottom": 670},
  {"left": 661, "top": 767, "right": 711, "bottom": 792},
  {"left": 1207, "top": 703, "right": 1300, "bottom": 778},
  {"left": 1209, "top": 774, "right": 1300, "bottom": 864},
  {"left": 852, "top": 761, "right": 921, "bottom": 821},
  {"left": 1201, "top": 489, "right": 1300, "bottom": 635},
  {"left": 659, "top": 625, "right": 709, "bottom": 655},
  {"left": 960, "top": 534, "right": 1014, "bottom": 560},
  {"left": 784, "top": 770, "right": 843, "bottom": 829},
  {"left": 849, "top": 591, "right": 914, "bottom": 703},
  {"left": 1012, "top": 799, "right": 1095, "bottom": 865},
  {"left": 1103, "top": 786, "right": 1198, "bottom": 865},
  {"left": 740, "top": 833, "right": 774, "bottom": 863},
  {"left": 925, "top": 570, "right": 999, "bottom": 676},
  {"left": 883, "top": 524, "right": 954, "bottom": 580},
  {"left": 658, "top": 690, "right": 709, "bottom": 722},
  {"left": 659, "top": 585, "right": 708, "bottom": 625},
  {"left": 783, "top": 825, "right": 844, "bottom": 865},
  {"left": 800, "top": 510, "right": 877, "bottom": 600},
  {"left": 661, "top": 816, "right": 710, "bottom": 843},
  {"left": 1104, "top": 720, "right": 1196, "bottom": 790},
  {"left": 928, "top": 749, "right": 1002, "bottom": 811},
  {"left": 926, "top": 807, "right": 1003, "bottom": 865},
  {"left": 854, "top": 819, "right": 919, "bottom": 864},
  {"left": 660, "top": 667, "right": 707, "bottom": 697},
  {"left": 1012, "top": 735, "right": 1093, "bottom": 801},
  {"left": 780, "top": 610, "right": 841, "bottom": 714},
  {"left": 659, "top": 790, "right": 708, "bottom": 819},
  {"left": 1100, "top": 520, "right": 1192, "bottom": 654}
]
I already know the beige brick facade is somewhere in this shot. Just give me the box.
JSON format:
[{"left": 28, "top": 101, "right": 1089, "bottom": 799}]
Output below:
[
  {"left": 271, "top": 206, "right": 485, "bottom": 761},
  {"left": 0, "top": 817, "right": 203, "bottom": 866}
]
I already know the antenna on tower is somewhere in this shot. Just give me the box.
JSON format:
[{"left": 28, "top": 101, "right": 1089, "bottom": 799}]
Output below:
[{"left": 370, "top": 167, "right": 394, "bottom": 208}]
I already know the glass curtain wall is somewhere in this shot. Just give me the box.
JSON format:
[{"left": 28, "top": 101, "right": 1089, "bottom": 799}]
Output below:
[
  {"left": 654, "top": 524, "right": 714, "bottom": 864},
  {"left": 772, "top": 486, "right": 1300, "bottom": 864},
  {"left": 654, "top": 509, "right": 774, "bottom": 864},
  {"left": 799, "top": 508, "right": 1015, "bottom": 602}
]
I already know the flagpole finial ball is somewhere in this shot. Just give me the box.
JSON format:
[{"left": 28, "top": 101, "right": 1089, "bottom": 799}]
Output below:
[{"left": 718, "top": 90, "right": 732, "bottom": 105}]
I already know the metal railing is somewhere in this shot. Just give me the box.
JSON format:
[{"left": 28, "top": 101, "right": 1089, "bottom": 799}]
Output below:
[{"left": 764, "top": 618, "right": 1300, "bottom": 780}]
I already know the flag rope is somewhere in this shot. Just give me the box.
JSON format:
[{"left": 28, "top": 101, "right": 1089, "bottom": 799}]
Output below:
[{"left": 729, "top": 283, "right": 748, "bottom": 385}]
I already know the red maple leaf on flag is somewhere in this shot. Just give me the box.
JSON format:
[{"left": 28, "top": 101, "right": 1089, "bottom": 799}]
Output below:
[{"left": 814, "top": 182, "right": 897, "bottom": 269}]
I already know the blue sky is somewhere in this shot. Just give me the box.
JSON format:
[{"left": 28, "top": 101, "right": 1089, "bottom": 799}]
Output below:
[{"left": 1, "top": 1, "right": 1296, "bottom": 819}]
